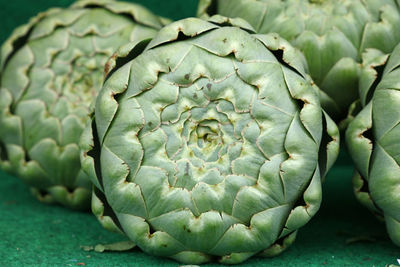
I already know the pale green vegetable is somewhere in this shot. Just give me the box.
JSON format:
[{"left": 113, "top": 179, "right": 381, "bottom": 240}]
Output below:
[
  {"left": 0, "top": 0, "right": 168, "bottom": 210},
  {"left": 198, "top": 0, "right": 400, "bottom": 121},
  {"left": 80, "top": 16, "right": 339, "bottom": 264},
  {"left": 346, "top": 45, "right": 400, "bottom": 247}
]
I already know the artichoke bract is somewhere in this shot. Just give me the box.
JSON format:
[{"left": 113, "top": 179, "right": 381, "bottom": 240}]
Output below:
[
  {"left": 0, "top": 0, "right": 167, "bottom": 210},
  {"left": 80, "top": 16, "right": 339, "bottom": 264},
  {"left": 198, "top": 0, "right": 400, "bottom": 121},
  {"left": 346, "top": 45, "right": 400, "bottom": 247}
]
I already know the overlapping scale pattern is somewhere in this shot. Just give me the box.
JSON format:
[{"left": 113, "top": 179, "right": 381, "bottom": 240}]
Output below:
[
  {"left": 81, "top": 17, "right": 339, "bottom": 264},
  {"left": 0, "top": 0, "right": 166, "bottom": 210},
  {"left": 346, "top": 45, "right": 400, "bottom": 247},
  {"left": 198, "top": 0, "right": 400, "bottom": 120}
]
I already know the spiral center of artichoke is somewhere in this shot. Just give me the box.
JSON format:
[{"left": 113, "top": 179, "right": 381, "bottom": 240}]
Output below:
[
  {"left": 139, "top": 76, "right": 262, "bottom": 190},
  {"left": 194, "top": 120, "right": 221, "bottom": 147},
  {"left": 51, "top": 52, "right": 106, "bottom": 114},
  {"left": 161, "top": 100, "right": 239, "bottom": 170}
]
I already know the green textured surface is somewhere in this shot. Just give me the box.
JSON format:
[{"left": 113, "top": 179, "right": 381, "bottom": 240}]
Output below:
[
  {"left": 0, "top": 0, "right": 399, "bottom": 266},
  {"left": 1, "top": 156, "right": 399, "bottom": 266},
  {"left": 0, "top": 0, "right": 199, "bottom": 45}
]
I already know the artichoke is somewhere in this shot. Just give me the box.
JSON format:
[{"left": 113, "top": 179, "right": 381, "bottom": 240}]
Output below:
[
  {"left": 346, "top": 45, "right": 400, "bottom": 247},
  {"left": 198, "top": 0, "right": 400, "bottom": 121},
  {"left": 0, "top": 0, "right": 168, "bottom": 210},
  {"left": 80, "top": 16, "right": 339, "bottom": 264}
]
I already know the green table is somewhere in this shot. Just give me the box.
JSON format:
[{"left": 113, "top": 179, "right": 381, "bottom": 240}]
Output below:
[{"left": 0, "top": 1, "right": 399, "bottom": 266}]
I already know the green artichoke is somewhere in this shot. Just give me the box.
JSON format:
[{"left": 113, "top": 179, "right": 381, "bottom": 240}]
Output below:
[
  {"left": 198, "top": 0, "right": 400, "bottom": 121},
  {"left": 0, "top": 0, "right": 168, "bottom": 210},
  {"left": 80, "top": 16, "right": 339, "bottom": 264},
  {"left": 346, "top": 45, "right": 400, "bottom": 247}
]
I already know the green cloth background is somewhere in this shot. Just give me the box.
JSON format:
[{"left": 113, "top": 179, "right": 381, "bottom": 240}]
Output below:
[{"left": 0, "top": 1, "right": 399, "bottom": 266}]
